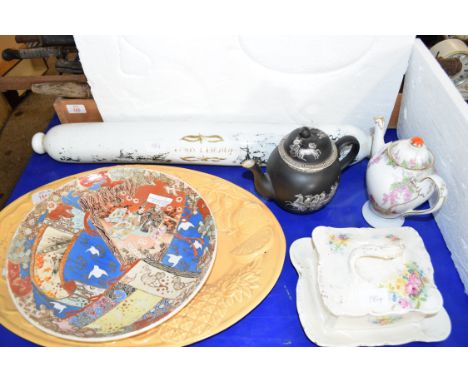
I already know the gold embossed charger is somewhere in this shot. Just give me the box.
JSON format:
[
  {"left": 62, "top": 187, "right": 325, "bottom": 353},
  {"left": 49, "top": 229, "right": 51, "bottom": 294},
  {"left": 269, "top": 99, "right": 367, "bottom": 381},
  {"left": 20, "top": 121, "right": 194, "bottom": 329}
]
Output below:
[{"left": 0, "top": 165, "right": 286, "bottom": 346}]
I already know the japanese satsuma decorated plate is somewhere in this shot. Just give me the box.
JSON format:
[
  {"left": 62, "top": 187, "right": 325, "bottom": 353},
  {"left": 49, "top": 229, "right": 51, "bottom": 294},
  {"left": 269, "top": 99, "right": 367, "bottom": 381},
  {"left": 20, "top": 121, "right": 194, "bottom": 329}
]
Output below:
[
  {"left": 5, "top": 167, "right": 217, "bottom": 342},
  {"left": 1, "top": 166, "right": 286, "bottom": 346}
]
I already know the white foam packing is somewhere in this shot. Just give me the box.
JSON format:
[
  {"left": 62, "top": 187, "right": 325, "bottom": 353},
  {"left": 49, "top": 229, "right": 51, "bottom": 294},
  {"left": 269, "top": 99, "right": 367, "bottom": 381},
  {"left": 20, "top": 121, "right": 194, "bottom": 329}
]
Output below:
[
  {"left": 74, "top": 35, "right": 414, "bottom": 131},
  {"left": 398, "top": 39, "right": 468, "bottom": 293}
]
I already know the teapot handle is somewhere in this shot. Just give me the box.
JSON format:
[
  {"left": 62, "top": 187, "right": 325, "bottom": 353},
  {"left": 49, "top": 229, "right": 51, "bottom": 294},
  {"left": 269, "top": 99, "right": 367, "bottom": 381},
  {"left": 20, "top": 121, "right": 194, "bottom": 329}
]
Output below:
[
  {"left": 335, "top": 136, "right": 360, "bottom": 170},
  {"left": 402, "top": 174, "right": 447, "bottom": 217}
]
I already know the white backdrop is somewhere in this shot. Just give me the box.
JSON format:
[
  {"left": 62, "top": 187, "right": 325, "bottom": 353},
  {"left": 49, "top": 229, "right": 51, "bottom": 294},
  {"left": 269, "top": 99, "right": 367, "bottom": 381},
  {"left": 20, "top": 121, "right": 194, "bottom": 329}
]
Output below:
[
  {"left": 398, "top": 39, "right": 468, "bottom": 293},
  {"left": 75, "top": 35, "right": 414, "bottom": 131}
]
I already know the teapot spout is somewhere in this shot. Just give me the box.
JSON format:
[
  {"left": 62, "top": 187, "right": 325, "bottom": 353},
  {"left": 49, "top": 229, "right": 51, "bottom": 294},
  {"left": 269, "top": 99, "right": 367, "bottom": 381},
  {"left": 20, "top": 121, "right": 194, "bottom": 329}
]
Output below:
[
  {"left": 371, "top": 116, "right": 387, "bottom": 157},
  {"left": 241, "top": 159, "right": 275, "bottom": 200}
]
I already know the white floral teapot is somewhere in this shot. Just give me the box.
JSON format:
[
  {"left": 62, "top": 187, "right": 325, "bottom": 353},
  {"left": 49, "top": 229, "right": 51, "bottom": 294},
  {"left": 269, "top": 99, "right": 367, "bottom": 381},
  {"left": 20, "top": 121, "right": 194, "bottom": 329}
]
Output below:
[{"left": 362, "top": 117, "right": 447, "bottom": 227}]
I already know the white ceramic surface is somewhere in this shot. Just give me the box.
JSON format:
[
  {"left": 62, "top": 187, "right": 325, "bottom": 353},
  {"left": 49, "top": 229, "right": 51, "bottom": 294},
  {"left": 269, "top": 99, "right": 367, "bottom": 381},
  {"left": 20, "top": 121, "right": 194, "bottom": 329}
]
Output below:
[
  {"left": 313, "top": 227, "right": 443, "bottom": 322},
  {"left": 31, "top": 121, "right": 371, "bottom": 166},
  {"left": 364, "top": 117, "right": 447, "bottom": 227},
  {"left": 290, "top": 237, "right": 451, "bottom": 346},
  {"left": 362, "top": 201, "right": 405, "bottom": 228}
]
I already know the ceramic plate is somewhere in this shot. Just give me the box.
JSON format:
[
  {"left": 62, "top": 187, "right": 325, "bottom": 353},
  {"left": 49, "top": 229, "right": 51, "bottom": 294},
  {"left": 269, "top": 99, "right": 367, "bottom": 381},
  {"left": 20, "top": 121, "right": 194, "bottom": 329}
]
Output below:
[
  {"left": 0, "top": 165, "right": 286, "bottom": 346},
  {"left": 290, "top": 238, "right": 451, "bottom": 346},
  {"left": 6, "top": 167, "right": 217, "bottom": 342}
]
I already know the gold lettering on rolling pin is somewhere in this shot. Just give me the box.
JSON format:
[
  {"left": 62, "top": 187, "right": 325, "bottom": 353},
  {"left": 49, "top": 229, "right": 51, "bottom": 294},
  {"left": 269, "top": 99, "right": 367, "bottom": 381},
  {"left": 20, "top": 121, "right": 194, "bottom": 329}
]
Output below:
[
  {"left": 180, "top": 134, "right": 224, "bottom": 143},
  {"left": 180, "top": 156, "right": 227, "bottom": 162}
]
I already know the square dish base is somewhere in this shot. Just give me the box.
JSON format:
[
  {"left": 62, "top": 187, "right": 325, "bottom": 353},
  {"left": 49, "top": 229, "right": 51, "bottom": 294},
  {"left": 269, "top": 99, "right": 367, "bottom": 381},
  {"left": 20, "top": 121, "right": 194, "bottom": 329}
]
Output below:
[{"left": 290, "top": 237, "right": 451, "bottom": 346}]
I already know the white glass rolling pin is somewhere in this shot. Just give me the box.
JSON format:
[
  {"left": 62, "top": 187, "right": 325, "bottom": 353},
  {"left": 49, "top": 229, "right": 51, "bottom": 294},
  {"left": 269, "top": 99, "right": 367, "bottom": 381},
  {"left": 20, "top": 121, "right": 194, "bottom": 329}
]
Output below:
[{"left": 32, "top": 122, "right": 372, "bottom": 166}]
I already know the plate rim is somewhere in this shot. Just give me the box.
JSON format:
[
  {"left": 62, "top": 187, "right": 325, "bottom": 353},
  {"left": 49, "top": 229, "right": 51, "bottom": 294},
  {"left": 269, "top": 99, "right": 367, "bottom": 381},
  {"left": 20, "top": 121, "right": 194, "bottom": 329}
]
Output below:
[
  {"left": 5, "top": 166, "right": 219, "bottom": 342},
  {"left": 0, "top": 165, "right": 286, "bottom": 346}
]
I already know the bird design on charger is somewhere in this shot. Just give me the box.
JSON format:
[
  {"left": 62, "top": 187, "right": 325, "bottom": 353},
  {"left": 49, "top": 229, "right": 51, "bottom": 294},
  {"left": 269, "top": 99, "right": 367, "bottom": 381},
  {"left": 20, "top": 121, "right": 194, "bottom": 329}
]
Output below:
[
  {"left": 88, "top": 265, "right": 108, "bottom": 279},
  {"left": 86, "top": 246, "right": 100, "bottom": 256},
  {"left": 166, "top": 254, "right": 183, "bottom": 267},
  {"left": 178, "top": 219, "right": 195, "bottom": 231},
  {"left": 50, "top": 301, "right": 67, "bottom": 314}
]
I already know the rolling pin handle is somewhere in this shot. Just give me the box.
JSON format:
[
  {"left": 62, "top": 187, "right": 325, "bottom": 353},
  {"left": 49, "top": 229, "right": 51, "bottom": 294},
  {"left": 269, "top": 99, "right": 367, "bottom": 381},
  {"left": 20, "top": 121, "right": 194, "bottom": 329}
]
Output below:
[{"left": 32, "top": 132, "right": 46, "bottom": 154}]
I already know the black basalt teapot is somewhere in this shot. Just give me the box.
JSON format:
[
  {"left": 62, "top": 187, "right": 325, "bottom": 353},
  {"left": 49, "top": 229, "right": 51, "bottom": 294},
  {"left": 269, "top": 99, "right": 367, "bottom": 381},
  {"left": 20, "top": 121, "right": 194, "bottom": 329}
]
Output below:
[{"left": 242, "top": 126, "right": 360, "bottom": 214}]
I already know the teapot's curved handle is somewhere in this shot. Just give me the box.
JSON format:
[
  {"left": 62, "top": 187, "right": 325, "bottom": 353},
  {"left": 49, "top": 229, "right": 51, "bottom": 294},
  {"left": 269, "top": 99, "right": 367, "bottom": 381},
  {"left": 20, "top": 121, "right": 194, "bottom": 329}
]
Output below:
[
  {"left": 335, "top": 136, "right": 360, "bottom": 171},
  {"left": 402, "top": 174, "right": 447, "bottom": 217}
]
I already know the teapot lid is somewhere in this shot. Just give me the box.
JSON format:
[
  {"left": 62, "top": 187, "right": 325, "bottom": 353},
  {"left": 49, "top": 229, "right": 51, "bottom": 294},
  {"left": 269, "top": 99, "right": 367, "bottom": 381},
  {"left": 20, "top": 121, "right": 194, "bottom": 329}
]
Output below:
[
  {"left": 279, "top": 127, "right": 337, "bottom": 171},
  {"left": 388, "top": 137, "right": 434, "bottom": 170}
]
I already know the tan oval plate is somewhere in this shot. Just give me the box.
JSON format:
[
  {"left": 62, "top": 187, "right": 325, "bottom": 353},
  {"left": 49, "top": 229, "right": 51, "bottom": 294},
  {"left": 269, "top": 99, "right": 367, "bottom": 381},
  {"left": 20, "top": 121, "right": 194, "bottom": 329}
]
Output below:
[{"left": 0, "top": 165, "right": 286, "bottom": 346}]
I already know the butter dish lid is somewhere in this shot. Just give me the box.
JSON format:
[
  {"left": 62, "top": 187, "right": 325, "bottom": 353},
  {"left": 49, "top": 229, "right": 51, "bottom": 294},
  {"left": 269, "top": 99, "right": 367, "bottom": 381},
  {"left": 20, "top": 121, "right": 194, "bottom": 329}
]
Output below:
[{"left": 312, "top": 226, "right": 443, "bottom": 317}]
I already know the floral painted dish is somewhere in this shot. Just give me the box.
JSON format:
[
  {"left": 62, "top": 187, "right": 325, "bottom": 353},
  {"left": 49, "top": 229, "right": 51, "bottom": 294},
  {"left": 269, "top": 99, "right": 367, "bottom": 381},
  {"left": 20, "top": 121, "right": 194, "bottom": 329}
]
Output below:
[
  {"left": 6, "top": 167, "right": 217, "bottom": 342},
  {"left": 313, "top": 227, "right": 444, "bottom": 331},
  {"left": 290, "top": 237, "right": 451, "bottom": 346}
]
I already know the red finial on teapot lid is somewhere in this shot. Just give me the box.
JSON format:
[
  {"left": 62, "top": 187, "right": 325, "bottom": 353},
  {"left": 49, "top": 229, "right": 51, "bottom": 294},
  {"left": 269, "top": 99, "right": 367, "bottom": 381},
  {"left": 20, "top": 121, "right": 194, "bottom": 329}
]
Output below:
[{"left": 410, "top": 136, "right": 425, "bottom": 147}]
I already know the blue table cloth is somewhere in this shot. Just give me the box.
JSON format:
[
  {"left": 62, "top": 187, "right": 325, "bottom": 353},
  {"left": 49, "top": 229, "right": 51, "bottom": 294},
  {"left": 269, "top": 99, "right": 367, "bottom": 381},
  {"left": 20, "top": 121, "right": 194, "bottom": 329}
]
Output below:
[{"left": 1, "top": 115, "right": 467, "bottom": 346}]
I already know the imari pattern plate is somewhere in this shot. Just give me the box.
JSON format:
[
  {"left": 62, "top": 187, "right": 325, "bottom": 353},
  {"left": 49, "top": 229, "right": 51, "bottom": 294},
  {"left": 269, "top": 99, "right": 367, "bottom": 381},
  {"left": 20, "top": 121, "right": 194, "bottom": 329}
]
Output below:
[{"left": 6, "top": 167, "right": 217, "bottom": 342}]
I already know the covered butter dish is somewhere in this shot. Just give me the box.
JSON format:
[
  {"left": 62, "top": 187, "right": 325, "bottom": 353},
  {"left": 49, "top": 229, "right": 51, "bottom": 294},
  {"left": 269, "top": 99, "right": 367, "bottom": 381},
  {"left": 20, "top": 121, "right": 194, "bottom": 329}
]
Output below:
[{"left": 312, "top": 226, "right": 445, "bottom": 331}]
